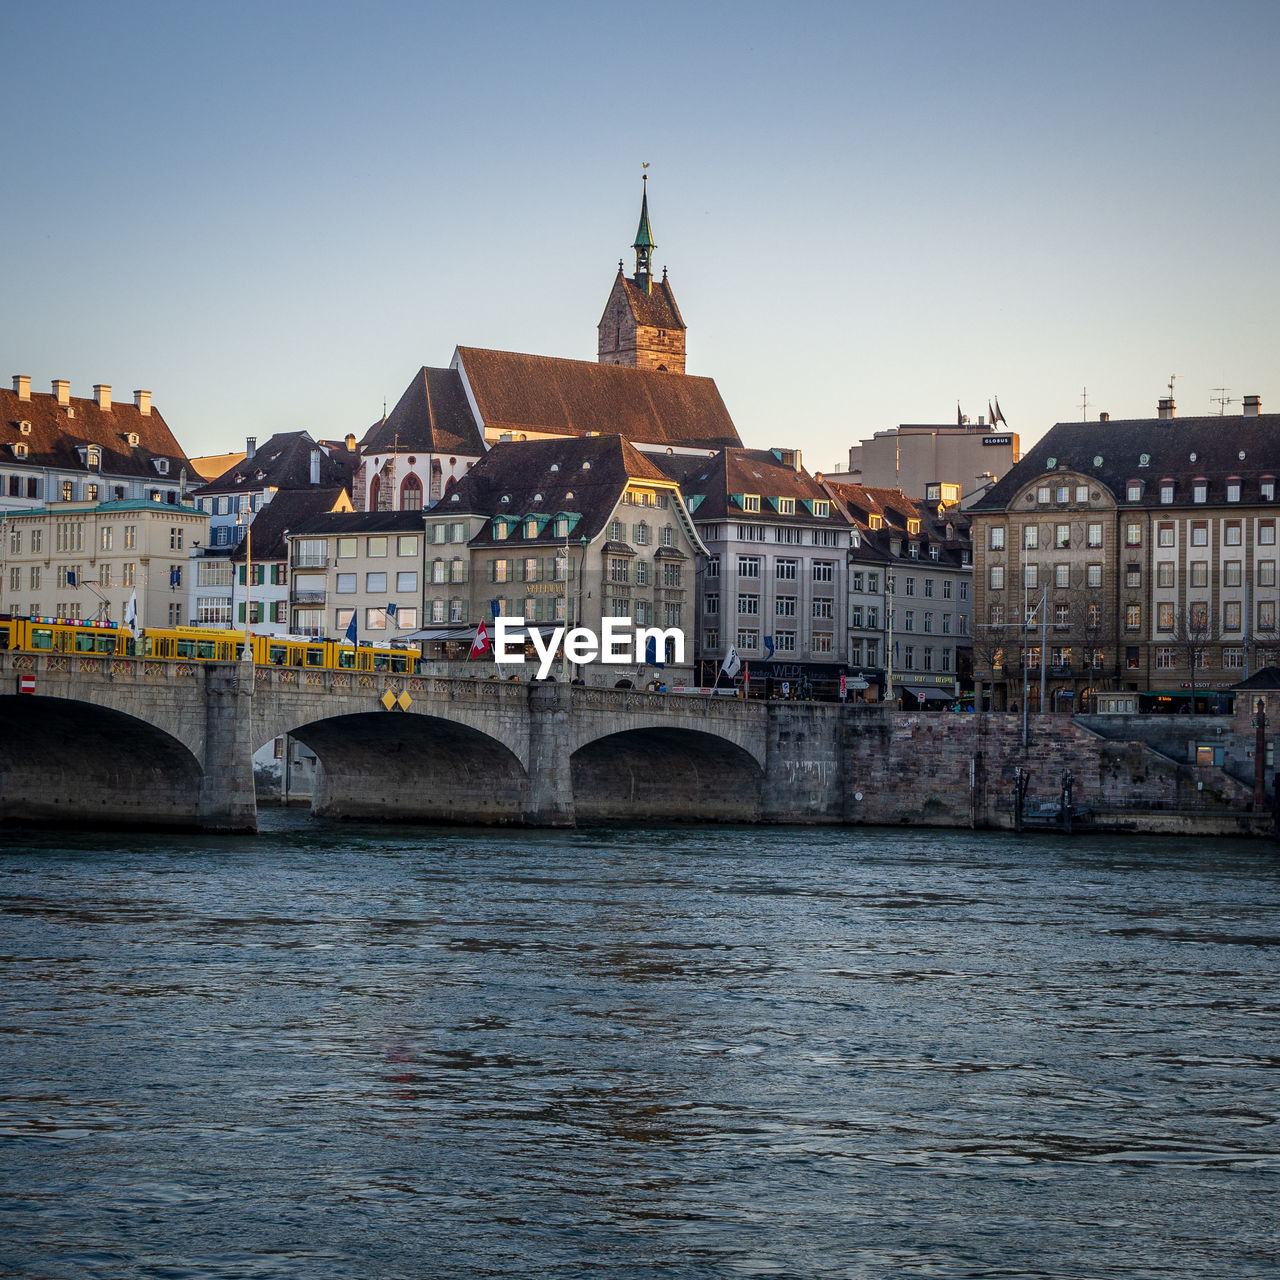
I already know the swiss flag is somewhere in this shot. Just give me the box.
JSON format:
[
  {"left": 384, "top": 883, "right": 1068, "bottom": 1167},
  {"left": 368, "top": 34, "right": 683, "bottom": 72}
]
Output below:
[{"left": 468, "top": 619, "right": 491, "bottom": 658}]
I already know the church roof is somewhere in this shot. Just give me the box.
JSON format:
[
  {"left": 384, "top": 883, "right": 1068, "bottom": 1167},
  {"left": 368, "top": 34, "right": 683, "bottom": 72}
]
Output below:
[
  {"left": 614, "top": 271, "right": 685, "bottom": 331},
  {"left": 360, "top": 366, "right": 485, "bottom": 458},
  {"left": 453, "top": 346, "right": 737, "bottom": 450}
]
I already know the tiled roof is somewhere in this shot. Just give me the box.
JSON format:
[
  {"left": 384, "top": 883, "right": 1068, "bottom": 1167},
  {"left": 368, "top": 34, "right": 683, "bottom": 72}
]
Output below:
[
  {"left": 0, "top": 385, "right": 191, "bottom": 479},
  {"left": 824, "top": 481, "right": 971, "bottom": 568},
  {"left": 231, "top": 487, "right": 350, "bottom": 561},
  {"left": 677, "top": 448, "right": 851, "bottom": 523},
  {"left": 972, "top": 414, "right": 1280, "bottom": 511},
  {"left": 193, "top": 431, "right": 353, "bottom": 496},
  {"left": 453, "top": 346, "right": 740, "bottom": 450},
  {"left": 616, "top": 271, "right": 685, "bottom": 331},
  {"left": 288, "top": 509, "right": 427, "bottom": 538},
  {"left": 359, "top": 367, "right": 485, "bottom": 457},
  {"left": 189, "top": 451, "right": 245, "bottom": 482},
  {"left": 442, "top": 435, "right": 673, "bottom": 546}
]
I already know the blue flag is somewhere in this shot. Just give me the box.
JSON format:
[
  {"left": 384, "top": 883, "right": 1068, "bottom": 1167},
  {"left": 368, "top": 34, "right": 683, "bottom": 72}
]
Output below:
[
  {"left": 386, "top": 601, "right": 398, "bottom": 625},
  {"left": 490, "top": 600, "right": 501, "bottom": 619},
  {"left": 644, "top": 635, "right": 665, "bottom": 668},
  {"left": 169, "top": 567, "right": 181, "bottom": 591},
  {"left": 344, "top": 614, "right": 357, "bottom": 646},
  {"left": 764, "top": 635, "right": 775, "bottom": 659},
  {"left": 66, "top": 570, "right": 78, "bottom": 587}
]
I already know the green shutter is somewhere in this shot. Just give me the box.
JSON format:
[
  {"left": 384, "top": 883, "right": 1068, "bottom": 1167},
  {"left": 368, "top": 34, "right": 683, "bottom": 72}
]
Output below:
[
  {"left": 238, "top": 565, "right": 246, "bottom": 585},
  {"left": 238, "top": 602, "right": 245, "bottom": 623}
]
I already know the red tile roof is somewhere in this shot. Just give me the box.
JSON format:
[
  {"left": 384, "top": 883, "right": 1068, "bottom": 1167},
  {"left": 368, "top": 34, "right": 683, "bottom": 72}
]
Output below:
[{"left": 360, "top": 367, "right": 484, "bottom": 458}]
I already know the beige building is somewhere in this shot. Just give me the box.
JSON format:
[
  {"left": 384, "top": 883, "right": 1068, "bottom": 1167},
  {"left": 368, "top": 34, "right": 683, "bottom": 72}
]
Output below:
[{"left": 2, "top": 498, "right": 207, "bottom": 628}]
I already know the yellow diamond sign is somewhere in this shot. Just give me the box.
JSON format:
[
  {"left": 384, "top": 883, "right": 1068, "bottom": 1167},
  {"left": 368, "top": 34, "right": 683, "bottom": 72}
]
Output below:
[
  {"left": 381, "top": 690, "right": 397, "bottom": 710},
  {"left": 397, "top": 691, "right": 412, "bottom": 711}
]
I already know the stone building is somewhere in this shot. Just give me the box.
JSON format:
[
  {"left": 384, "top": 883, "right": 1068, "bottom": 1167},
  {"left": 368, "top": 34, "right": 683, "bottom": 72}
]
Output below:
[
  {"left": 2, "top": 498, "right": 207, "bottom": 628},
  {"left": 824, "top": 482, "right": 973, "bottom": 707},
  {"left": 659, "top": 447, "right": 854, "bottom": 691},
  {"left": 284, "top": 511, "right": 426, "bottom": 642},
  {"left": 968, "top": 397, "right": 1280, "bottom": 712},
  {"left": 426, "top": 433, "right": 706, "bottom": 685},
  {"left": 1, "top": 376, "right": 192, "bottom": 514}
]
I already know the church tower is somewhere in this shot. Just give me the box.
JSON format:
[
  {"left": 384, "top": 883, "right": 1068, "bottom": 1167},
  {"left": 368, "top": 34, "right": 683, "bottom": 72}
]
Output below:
[{"left": 597, "top": 176, "right": 686, "bottom": 374}]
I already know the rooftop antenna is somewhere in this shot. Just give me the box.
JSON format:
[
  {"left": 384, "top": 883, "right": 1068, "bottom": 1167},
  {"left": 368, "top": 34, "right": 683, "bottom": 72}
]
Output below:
[
  {"left": 1210, "top": 384, "right": 1236, "bottom": 415},
  {"left": 1167, "top": 373, "right": 1181, "bottom": 399},
  {"left": 1080, "top": 386, "right": 1088, "bottom": 421}
]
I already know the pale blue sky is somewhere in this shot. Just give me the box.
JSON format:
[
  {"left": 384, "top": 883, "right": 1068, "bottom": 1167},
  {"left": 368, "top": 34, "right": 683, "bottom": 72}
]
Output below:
[{"left": 6, "top": 0, "right": 1278, "bottom": 466}]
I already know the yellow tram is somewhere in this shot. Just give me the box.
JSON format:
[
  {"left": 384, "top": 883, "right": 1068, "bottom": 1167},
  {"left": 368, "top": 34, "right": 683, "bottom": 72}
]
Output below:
[{"left": 0, "top": 616, "right": 420, "bottom": 674}]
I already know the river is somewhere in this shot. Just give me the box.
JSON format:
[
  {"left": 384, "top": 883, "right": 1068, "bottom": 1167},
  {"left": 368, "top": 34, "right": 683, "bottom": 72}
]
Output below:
[{"left": 1, "top": 815, "right": 1277, "bottom": 1278}]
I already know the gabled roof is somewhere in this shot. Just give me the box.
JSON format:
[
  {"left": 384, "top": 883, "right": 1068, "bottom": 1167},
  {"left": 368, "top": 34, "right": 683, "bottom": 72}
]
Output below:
[
  {"left": 231, "top": 487, "right": 351, "bottom": 561},
  {"left": 0, "top": 385, "right": 191, "bottom": 479},
  {"left": 442, "top": 434, "right": 673, "bottom": 546},
  {"left": 824, "top": 480, "right": 972, "bottom": 567},
  {"left": 288, "top": 509, "right": 427, "bottom": 538},
  {"left": 194, "top": 431, "right": 352, "bottom": 496},
  {"left": 359, "top": 367, "right": 485, "bottom": 457},
  {"left": 674, "top": 448, "right": 850, "bottom": 524},
  {"left": 605, "top": 270, "right": 686, "bottom": 332},
  {"left": 453, "top": 346, "right": 738, "bottom": 450},
  {"left": 972, "top": 413, "right": 1280, "bottom": 512},
  {"left": 1231, "top": 666, "right": 1280, "bottom": 691}
]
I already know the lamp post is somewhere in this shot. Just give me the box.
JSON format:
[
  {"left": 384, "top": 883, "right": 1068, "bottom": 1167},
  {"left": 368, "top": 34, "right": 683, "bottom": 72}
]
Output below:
[{"left": 239, "top": 505, "right": 253, "bottom": 661}]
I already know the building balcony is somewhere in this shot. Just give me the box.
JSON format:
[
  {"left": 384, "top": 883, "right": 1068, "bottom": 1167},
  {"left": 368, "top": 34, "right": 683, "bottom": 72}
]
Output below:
[
  {"left": 292, "top": 556, "right": 329, "bottom": 570},
  {"left": 290, "top": 590, "right": 327, "bottom": 606}
]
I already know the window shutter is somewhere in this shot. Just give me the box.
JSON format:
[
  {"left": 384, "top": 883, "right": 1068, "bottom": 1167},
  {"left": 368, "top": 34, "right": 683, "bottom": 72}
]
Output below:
[
  {"left": 238, "top": 602, "right": 245, "bottom": 623},
  {"left": 238, "top": 565, "right": 246, "bottom": 585}
]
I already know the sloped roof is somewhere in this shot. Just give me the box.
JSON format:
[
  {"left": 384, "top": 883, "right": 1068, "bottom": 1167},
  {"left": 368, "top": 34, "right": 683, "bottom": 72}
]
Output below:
[
  {"left": 612, "top": 271, "right": 685, "bottom": 331},
  {"left": 0, "top": 385, "right": 191, "bottom": 478},
  {"left": 289, "top": 509, "right": 427, "bottom": 538},
  {"left": 189, "top": 451, "right": 246, "bottom": 482},
  {"left": 676, "top": 448, "right": 851, "bottom": 525},
  {"left": 360, "top": 366, "right": 484, "bottom": 457},
  {"left": 194, "top": 431, "right": 353, "bottom": 496},
  {"left": 453, "top": 346, "right": 739, "bottom": 450},
  {"left": 1230, "top": 666, "right": 1280, "bottom": 691},
  {"left": 824, "top": 480, "right": 971, "bottom": 568},
  {"left": 972, "top": 413, "right": 1280, "bottom": 512},
  {"left": 231, "top": 487, "right": 350, "bottom": 561},
  {"left": 442, "top": 435, "right": 672, "bottom": 546}
]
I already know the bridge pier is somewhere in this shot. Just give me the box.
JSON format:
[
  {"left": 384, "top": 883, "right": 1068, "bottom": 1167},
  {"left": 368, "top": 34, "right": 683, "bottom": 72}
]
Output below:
[
  {"left": 524, "top": 682, "right": 576, "bottom": 826},
  {"left": 197, "top": 663, "right": 258, "bottom": 832}
]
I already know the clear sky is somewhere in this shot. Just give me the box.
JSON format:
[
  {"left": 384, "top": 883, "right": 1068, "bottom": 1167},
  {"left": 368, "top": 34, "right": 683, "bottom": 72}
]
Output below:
[{"left": 6, "top": 0, "right": 1278, "bottom": 468}]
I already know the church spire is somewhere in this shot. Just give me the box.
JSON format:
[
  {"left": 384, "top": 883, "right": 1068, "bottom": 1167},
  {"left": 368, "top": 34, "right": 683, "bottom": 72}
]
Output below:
[{"left": 632, "top": 173, "right": 655, "bottom": 294}]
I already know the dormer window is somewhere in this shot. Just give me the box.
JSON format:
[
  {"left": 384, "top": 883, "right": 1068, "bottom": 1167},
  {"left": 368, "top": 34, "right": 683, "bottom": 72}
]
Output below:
[
  {"left": 813, "top": 500, "right": 830, "bottom": 517},
  {"left": 869, "top": 514, "right": 883, "bottom": 530},
  {"left": 581, "top": 461, "right": 592, "bottom": 470},
  {"left": 153, "top": 458, "right": 170, "bottom": 475},
  {"left": 500, "top": 494, "right": 510, "bottom": 504},
  {"left": 525, "top": 519, "right": 538, "bottom": 538},
  {"left": 18, "top": 421, "right": 31, "bottom": 435},
  {"left": 851, "top": 528, "right": 861, "bottom": 548},
  {"left": 125, "top": 432, "right": 139, "bottom": 447},
  {"left": 1160, "top": 480, "right": 1175, "bottom": 503},
  {"left": 13, "top": 442, "right": 28, "bottom": 458},
  {"left": 1226, "top": 478, "right": 1241, "bottom": 502},
  {"left": 742, "top": 494, "right": 760, "bottom": 512},
  {"left": 929, "top": 544, "right": 940, "bottom": 560},
  {"left": 533, "top": 493, "right": 543, "bottom": 503},
  {"left": 1126, "top": 480, "right": 1142, "bottom": 501},
  {"left": 909, "top": 543, "right": 920, "bottom": 559},
  {"left": 1139, "top": 453, "right": 1151, "bottom": 467},
  {"left": 549, "top": 464, "right": 559, "bottom": 472},
  {"left": 777, "top": 497, "right": 795, "bottom": 515},
  {"left": 1262, "top": 477, "right": 1276, "bottom": 502},
  {"left": 1193, "top": 479, "right": 1208, "bottom": 503},
  {"left": 907, "top": 518, "right": 920, "bottom": 535}
]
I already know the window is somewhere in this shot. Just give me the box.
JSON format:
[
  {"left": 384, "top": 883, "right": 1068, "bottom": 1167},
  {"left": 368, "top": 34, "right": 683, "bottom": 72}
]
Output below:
[
  {"left": 662, "top": 562, "right": 682, "bottom": 588},
  {"left": 608, "top": 558, "right": 629, "bottom": 584},
  {"left": 1023, "top": 525, "right": 1038, "bottom": 549},
  {"left": 1037, "top": 486, "right": 1051, "bottom": 504},
  {"left": 737, "top": 628, "right": 759, "bottom": 650},
  {"left": 1226, "top": 479, "right": 1241, "bottom": 503},
  {"left": 1126, "top": 481, "right": 1142, "bottom": 502},
  {"left": 923, "top": 611, "right": 934, "bottom": 633},
  {"left": 775, "top": 558, "right": 798, "bottom": 580},
  {"left": 1076, "top": 485, "right": 1090, "bottom": 504},
  {"left": 168, "top": 603, "right": 182, "bottom": 626},
  {"left": 777, "top": 497, "right": 795, "bottom": 515},
  {"left": 706, "top": 555, "right": 719, "bottom": 579},
  {"left": 1223, "top": 648, "right": 1245, "bottom": 670},
  {"left": 989, "top": 526, "right": 1006, "bottom": 550},
  {"left": 812, "top": 561, "right": 835, "bottom": 582},
  {"left": 366, "top": 572, "right": 387, "bottom": 592},
  {"left": 198, "top": 597, "right": 232, "bottom": 625},
  {"left": 1052, "top": 602, "right": 1069, "bottom": 626},
  {"left": 1080, "top": 523, "right": 1100, "bottom": 549},
  {"left": 1157, "top": 522, "right": 1174, "bottom": 547},
  {"left": 1223, "top": 600, "right": 1243, "bottom": 632},
  {"left": 1125, "top": 563, "right": 1141, "bottom": 588},
  {"left": 1193, "top": 481, "right": 1207, "bottom": 503},
  {"left": 742, "top": 495, "right": 760, "bottom": 513},
  {"left": 813, "top": 501, "right": 830, "bottom": 518},
  {"left": 1260, "top": 601, "right": 1277, "bottom": 632},
  {"left": 1157, "top": 562, "right": 1175, "bottom": 588},
  {"left": 813, "top": 598, "right": 834, "bottom": 620},
  {"left": 738, "top": 594, "right": 760, "bottom": 615},
  {"left": 1190, "top": 561, "right": 1208, "bottom": 588},
  {"left": 1126, "top": 646, "right": 1141, "bottom": 670},
  {"left": 1158, "top": 602, "right": 1175, "bottom": 631},
  {"left": 123, "top": 563, "right": 135, "bottom": 587},
  {"left": 704, "top": 628, "right": 720, "bottom": 650},
  {"left": 1191, "top": 522, "right": 1208, "bottom": 547},
  {"left": 959, "top": 581, "right": 968, "bottom": 600},
  {"left": 1056, "top": 486, "right": 1070, "bottom": 504},
  {"left": 904, "top": 578, "right": 916, "bottom": 596},
  {"left": 1125, "top": 523, "right": 1142, "bottom": 546},
  {"left": 365, "top": 607, "right": 387, "bottom": 630},
  {"left": 1262, "top": 478, "right": 1276, "bottom": 502},
  {"left": 1261, "top": 562, "right": 1277, "bottom": 588},
  {"left": 61, "top": 480, "right": 73, "bottom": 502},
  {"left": 1055, "top": 563, "right": 1070, "bottom": 588},
  {"left": 1190, "top": 601, "right": 1209, "bottom": 631},
  {"left": 1156, "top": 647, "right": 1177, "bottom": 670},
  {"left": 988, "top": 603, "right": 1004, "bottom": 626},
  {"left": 1086, "top": 563, "right": 1102, "bottom": 588},
  {"left": 1225, "top": 521, "right": 1242, "bottom": 547},
  {"left": 396, "top": 571, "right": 417, "bottom": 592},
  {"left": 704, "top": 593, "right": 720, "bottom": 616},
  {"left": 367, "top": 537, "right": 387, "bottom": 557},
  {"left": 337, "top": 538, "right": 357, "bottom": 558},
  {"left": 1023, "top": 564, "right": 1038, "bottom": 589},
  {"left": 776, "top": 595, "right": 796, "bottom": 617},
  {"left": 1126, "top": 604, "right": 1141, "bottom": 631},
  {"left": 100, "top": 527, "right": 113, "bottom": 551},
  {"left": 1260, "top": 522, "right": 1276, "bottom": 546},
  {"left": 1160, "top": 482, "right": 1174, "bottom": 504},
  {"left": 635, "top": 560, "right": 648, "bottom": 586},
  {"left": 903, "top": 645, "right": 915, "bottom": 669},
  {"left": 336, "top": 573, "right": 357, "bottom": 594},
  {"left": 867, "top": 573, "right": 879, "bottom": 593},
  {"left": 197, "top": 561, "right": 233, "bottom": 587},
  {"left": 398, "top": 535, "right": 419, "bottom": 556},
  {"left": 738, "top": 556, "right": 760, "bottom": 578},
  {"left": 123, "top": 525, "right": 137, "bottom": 551},
  {"left": 812, "top": 632, "right": 833, "bottom": 655},
  {"left": 923, "top": 579, "right": 934, "bottom": 598},
  {"left": 662, "top": 526, "right": 675, "bottom": 548},
  {"left": 1225, "top": 561, "right": 1242, "bottom": 588},
  {"left": 989, "top": 565, "right": 1005, "bottom": 590}
]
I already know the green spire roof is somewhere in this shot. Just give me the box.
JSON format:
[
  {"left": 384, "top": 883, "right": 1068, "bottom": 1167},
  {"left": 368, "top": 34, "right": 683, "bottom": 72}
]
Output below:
[{"left": 633, "top": 180, "right": 655, "bottom": 252}]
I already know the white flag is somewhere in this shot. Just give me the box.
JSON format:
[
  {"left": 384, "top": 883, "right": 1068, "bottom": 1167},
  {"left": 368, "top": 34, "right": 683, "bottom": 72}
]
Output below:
[
  {"left": 124, "top": 590, "right": 141, "bottom": 640},
  {"left": 720, "top": 645, "right": 741, "bottom": 679}
]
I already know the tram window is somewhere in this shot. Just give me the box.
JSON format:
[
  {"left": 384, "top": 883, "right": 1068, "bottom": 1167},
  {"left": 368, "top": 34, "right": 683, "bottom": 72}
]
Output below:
[
  {"left": 305, "top": 646, "right": 324, "bottom": 667},
  {"left": 0, "top": 625, "right": 9, "bottom": 649},
  {"left": 96, "top": 635, "right": 116, "bottom": 654},
  {"left": 269, "top": 645, "right": 287, "bottom": 665},
  {"left": 390, "top": 654, "right": 409, "bottom": 673},
  {"left": 75, "top": 632, "right": 96, "bottom": 652},
  {"left": 196, "top": 641, "right": 217, "bottom": 659},
  {"left": 338, "top": 649, "right": 355, "bottom": 669},
  {"left": 31, "top": 628, "right": 53, "bottom": 650}
]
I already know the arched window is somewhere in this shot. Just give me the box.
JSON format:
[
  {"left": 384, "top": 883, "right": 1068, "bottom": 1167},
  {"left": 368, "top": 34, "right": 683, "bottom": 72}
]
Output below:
[
  {"left": 400, "top": 473, "right": 423, "bottom": 511},
  {"left": 368, "top": 473, "right": 382, "bottom": 511}
]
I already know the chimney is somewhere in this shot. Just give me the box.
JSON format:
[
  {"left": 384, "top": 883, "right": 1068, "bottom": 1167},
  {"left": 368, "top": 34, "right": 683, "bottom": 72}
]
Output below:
[
  {"left": 345, "top": 433, "right": 357, "bottom": 452},
  {"left": 94, "top": 384, "right": 112, "bottom": 412},
  {"left": 310, "top": 448, "right": 321, "bottom": 485},
  {"left": 1244, "top": 394, "right": 1261, "bottom": 417},
  {"left": 52, "top": 379, "right": 70, "bottom": 407},
  {"left": 133, "top": 389, "right": 151, "bottom": 416},
  {"left": 12, "top": 375, "right": 30, "bottom": 401},
  {"left": 246, "top": 436, "right": 257, "bottom": 459},
  {"left": 1099, "top": 412, "right": 1110, "bottom": 422},
  {"left": 1157, "top": 397, "right": 1175, "bottom": 420}
]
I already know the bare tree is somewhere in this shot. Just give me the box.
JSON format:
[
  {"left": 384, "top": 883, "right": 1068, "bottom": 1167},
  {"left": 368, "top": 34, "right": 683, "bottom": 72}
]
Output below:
[{"left": 1169, "top": 603, "right": 1220, "bottom": 713}]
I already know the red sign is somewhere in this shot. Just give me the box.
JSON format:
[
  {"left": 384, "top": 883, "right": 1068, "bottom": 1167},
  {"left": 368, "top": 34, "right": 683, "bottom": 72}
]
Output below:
[{"left": 17, "top": 674, "right": 35, "bottom": 694}]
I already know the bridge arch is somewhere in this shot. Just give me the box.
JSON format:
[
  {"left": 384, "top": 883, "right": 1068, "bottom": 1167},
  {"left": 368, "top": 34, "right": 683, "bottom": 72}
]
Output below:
[
  {"left": 0, "top": 694, "right": 204, "bottom": 828},
  {"left": 570, "top": 725, "right": 764, "bottom": 824},
  {"left": 281, "top": 711, "right": 531, "bottom": 824}
]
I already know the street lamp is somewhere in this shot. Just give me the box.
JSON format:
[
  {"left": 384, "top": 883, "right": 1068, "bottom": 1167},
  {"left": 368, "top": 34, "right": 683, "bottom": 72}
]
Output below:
[{"left": 238, "top": 505, "right": 253, "bottom": 661}]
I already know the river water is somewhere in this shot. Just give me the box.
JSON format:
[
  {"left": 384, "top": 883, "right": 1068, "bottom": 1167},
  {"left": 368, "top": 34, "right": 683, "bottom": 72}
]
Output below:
[{"left": 1, "top": 815, "right": 1277, "bottom": 1279}]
